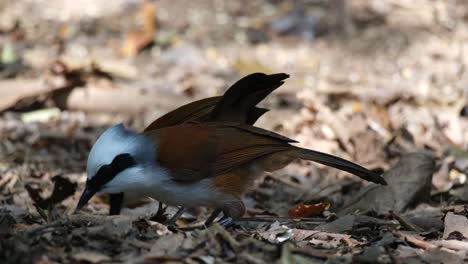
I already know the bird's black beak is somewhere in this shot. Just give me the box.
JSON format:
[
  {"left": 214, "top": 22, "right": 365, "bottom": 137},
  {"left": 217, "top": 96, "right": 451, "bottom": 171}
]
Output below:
[{"left": 75, "top": 187, "right": 97, "bottom": 212}]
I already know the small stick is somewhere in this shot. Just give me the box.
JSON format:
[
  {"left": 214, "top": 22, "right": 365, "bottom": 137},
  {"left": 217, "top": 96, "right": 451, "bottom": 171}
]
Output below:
[
  {"left": 390, "top": 211, "right": 423, "bottom": 233},
  {"left": 393, "top": 231, "right": 436, "bottom": 250}
]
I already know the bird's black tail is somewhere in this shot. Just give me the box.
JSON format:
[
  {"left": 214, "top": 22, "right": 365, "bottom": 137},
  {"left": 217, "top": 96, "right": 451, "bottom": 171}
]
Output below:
[
  {"left": 291, "top": 147, "right": 387, "bottom": 185},
  {"left": 210, "top": 72, "right": 289, "bottom": 124}
]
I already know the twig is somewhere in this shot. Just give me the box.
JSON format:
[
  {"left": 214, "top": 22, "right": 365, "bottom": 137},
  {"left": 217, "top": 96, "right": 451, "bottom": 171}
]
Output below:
[
  {"left": 390, "top": 211, "right": 424, "bottom": 232},
  {"left": 393, "top": 231, "right": 436, "bottom": 250}
]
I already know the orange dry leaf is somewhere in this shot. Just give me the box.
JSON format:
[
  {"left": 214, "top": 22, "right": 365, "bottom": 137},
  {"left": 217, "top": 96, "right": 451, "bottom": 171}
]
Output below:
[
  {"left": 288, "top": 202, "right": 331, "bottom": 218},
  {"left": 121, "top": 2, "right": 156, "bottom": 57}
]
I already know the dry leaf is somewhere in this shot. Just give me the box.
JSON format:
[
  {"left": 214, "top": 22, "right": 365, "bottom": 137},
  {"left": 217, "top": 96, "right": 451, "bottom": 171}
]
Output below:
[
  {"left": 288, "top": 202, "right": 330, "bottom": 218},
  {"left": 121, "top": 2, "right": 156, "bottom": 57}
]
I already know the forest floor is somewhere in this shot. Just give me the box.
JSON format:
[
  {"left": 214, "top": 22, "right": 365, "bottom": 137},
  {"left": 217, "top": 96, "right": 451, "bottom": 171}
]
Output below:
[{"left": 1, "top": 0, "right": 468, "bottom": 263}]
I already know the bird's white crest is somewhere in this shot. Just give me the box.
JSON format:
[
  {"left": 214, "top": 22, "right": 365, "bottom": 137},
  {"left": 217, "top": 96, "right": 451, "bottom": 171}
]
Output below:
[{"left": 86, "top": 124, "right": 156, "bottom": 179}]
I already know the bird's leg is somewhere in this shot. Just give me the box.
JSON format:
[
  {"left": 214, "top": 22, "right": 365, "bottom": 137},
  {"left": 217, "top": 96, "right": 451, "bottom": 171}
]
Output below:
[
  {"left": 109, "top": 193, "right": 123, "bottom": 215},
  {"left": 166, "top": 207, "right": 186, "bottom": 227},
  {"left": 155, "top": 201, "right": 167, "bottom": 216},
  {"left": 174, "top": 209, "right": 235, "bottom": 231},
  {"left": 204, "top": 209, "right": 234, "bottom": 227},
  {"left": 204, "top": 208, "right": 223, "bottom": 227}
]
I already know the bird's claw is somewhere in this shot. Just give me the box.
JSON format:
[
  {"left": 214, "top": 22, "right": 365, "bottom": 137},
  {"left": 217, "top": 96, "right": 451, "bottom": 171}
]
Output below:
[{"left": 218, "top": 217, "right": 233, "bottom": 227}]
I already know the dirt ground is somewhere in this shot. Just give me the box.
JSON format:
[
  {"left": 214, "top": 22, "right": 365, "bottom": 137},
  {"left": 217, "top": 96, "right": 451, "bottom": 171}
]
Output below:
[{"left": 1, "top": 0, "right": 468, "bottom": 263}]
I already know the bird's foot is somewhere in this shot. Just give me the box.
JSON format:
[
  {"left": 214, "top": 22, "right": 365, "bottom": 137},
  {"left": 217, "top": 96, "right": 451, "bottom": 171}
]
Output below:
[
  {"left": 218, "top": 216, "right": 234, "bottom": 227},
  {"left": 149, "top": 201, "right": 168, "bottom": 223}
]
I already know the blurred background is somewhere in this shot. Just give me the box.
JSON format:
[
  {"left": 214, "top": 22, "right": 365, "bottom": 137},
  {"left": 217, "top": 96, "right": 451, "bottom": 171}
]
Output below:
[{"left": 1, "top": 0, "right": 468, "bottom": 261}]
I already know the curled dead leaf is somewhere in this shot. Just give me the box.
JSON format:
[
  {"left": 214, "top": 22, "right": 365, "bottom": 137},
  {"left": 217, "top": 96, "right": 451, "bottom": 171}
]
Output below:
[
  {"left": 288, "top": 202, "right": 331, "bottom": 218},
  {"left": 121, "top": 2, "right": 156, "bottom": 57}
]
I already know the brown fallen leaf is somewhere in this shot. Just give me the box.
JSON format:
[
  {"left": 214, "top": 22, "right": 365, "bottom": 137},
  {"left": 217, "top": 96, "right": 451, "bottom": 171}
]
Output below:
[
  {"left": 287, "top": 202, "right": 331, "bottom": 218},
  {"left": 121, "top": 2, "right": 156, "bottom": 57},
  {"left": 393, "top": 231, "right": 436, "bottom": 250}
]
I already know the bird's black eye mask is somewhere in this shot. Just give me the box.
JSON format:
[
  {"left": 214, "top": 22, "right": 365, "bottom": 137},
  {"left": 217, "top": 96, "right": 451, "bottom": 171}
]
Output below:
[{"left": 86, "top": 153, "right": 137, "bottom": 192}]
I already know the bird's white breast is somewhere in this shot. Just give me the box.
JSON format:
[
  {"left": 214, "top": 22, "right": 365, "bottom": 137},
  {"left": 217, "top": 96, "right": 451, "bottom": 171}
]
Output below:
[{"left": 102, "top": 163, "right": 229, "bottom": 209}]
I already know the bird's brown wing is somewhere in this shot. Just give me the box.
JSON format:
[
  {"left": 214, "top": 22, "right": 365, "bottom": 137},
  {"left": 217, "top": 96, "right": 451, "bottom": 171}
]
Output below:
[
  {"left": 144, "top": 97, "right": 221, "bottom": 131},
  {"left": 144, "top": 122, "right": 295, "bottom": 182},
  {"left": 143, "top": 72, "right": 289, "bottom": 131}
]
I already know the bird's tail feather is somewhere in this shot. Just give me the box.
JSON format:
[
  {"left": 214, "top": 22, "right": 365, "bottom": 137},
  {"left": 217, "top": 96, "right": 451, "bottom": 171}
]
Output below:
[{"left": 291, "top": 147, "right": 387, "bottom": 185}]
